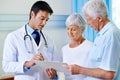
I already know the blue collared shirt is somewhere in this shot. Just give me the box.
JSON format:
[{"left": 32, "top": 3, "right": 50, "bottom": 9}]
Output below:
[
  {"left": 85, "top": 22, "right": 120, "bottom": 80},
  {"left": 26, "top": 24, "right": 40, "bottom": 35}
]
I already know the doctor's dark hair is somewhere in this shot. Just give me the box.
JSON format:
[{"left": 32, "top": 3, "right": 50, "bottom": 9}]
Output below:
[{"left": 29, "top": 1, "right": 53, "bottom": 20}]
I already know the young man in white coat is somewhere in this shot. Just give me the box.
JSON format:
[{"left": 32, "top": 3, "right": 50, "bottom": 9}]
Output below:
[{"left": 2, "top": 1, "right": 60, "bottom": 80}]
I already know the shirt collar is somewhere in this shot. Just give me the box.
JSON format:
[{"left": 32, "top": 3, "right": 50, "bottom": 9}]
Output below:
[
  {"left": 98, "top": 22, "right": 111, "bottom": 36},
  {"left": 26, "top": 24, "right": 40, "bottom": 35}
]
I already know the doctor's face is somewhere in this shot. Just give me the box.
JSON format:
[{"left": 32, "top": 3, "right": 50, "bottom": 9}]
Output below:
[
  {"left": 30, "top": 10, "right": 50, "bottom": 30},
  {"left": 67, "top": 25, "right": 82, "bottom": 41}
]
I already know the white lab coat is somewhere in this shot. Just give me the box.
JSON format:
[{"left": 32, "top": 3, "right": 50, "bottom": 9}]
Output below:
[{"left": 2, "top": 25, "right": 60, "bottom": 80}]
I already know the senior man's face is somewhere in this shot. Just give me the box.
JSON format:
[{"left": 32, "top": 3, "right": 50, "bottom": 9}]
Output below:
[{"left": 85, "top": 13, "right": 99, "bottom": 31}]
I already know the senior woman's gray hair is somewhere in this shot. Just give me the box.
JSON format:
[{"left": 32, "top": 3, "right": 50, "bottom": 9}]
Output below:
[
  {"left": 82, "top": 0, "right": 108, "bottom": 19},
  {"left": 65, "top": 13, "right": 86, "bottom": 32}
]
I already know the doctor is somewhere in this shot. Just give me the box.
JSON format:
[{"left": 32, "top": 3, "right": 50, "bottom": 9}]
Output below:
[{"left": 2, "top": 1, "right": 60, "bottom": 80}]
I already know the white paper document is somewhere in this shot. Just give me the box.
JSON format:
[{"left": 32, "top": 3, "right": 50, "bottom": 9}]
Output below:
[{"left": 35, "top": 61, "right": 69, "bottom": 74}]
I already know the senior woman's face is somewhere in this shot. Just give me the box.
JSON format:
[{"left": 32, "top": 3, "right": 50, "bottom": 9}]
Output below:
[{"left": 67, "top": 25, "right": 82, "bottom": 41}]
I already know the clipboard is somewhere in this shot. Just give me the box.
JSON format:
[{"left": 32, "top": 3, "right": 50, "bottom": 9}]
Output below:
[{"left": 35, "top": 61, "right": 69, "bottom": 74}]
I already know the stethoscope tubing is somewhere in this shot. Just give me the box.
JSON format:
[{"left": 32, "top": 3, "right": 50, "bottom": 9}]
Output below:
[{"left": 24, "top": 24, "right": 48, "bottom": 53}]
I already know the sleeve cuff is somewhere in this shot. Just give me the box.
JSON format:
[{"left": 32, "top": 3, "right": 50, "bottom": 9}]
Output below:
[
  {"left": 23, "top": 66, "right": 30, "bottom": 72},
  {"left": 53, "top": 74, "right": 58, "bottom": 80}
]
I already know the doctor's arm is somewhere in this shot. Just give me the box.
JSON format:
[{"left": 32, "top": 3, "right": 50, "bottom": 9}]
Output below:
[
  {"left": 24, "top": 53, "right": 44, "bottom": 68},
  {"left": 44, "top": 36, "right": 60, "bottom": 79},
  {"left": 2, "top": 34, "right": 26, "bottom": 73},
  {"left": 2, "top": 34, "right": 44, "bottom": 73}
]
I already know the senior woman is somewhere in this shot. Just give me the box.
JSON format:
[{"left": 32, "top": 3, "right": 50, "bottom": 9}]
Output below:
[{"left": 62, "top": 13, "right": 93, "bottom": 80}]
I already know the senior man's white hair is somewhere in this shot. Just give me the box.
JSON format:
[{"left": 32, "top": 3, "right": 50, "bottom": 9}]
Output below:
[
  {"left": 65, "top": 13, "right": 86, "bottom": 32},
  {"left": 82, "top": 0, "right": 108, "bottom": 19}
]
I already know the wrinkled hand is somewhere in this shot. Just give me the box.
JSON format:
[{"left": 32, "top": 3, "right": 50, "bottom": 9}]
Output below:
[
  {"left": 63, "top": 64, "right": 81, "bottom": 74},
  {"left": 24, "top": 53, "right": 44, "bottom": 68},
  {"left": 46, "top": 68, "right": 57, "bottom": 79}
]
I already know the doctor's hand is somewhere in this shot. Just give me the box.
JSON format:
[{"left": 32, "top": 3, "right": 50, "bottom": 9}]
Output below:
[
  {"left": 45, "top": 68, "right": 57, "bottom": 79},
  {"left": 24, "top": 53, "right": 44, "bottom": 68},
  {"left": 31, "top": 53, "right": 44, "bottom": 61},
  {"left": 24, "top": 60, "right": 35, "bottom": 68}
]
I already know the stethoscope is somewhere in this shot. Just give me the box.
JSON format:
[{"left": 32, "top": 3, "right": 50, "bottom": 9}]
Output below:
[{"left": 24, "top": 24, "right": 48, "bottom": 53}]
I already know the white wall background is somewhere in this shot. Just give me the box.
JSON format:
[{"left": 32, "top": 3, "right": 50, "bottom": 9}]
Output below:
[
  {"left": 0, "top": 0, "right": 72, "bottom": 78},
  {"left": 112, "top": 0, "right": 120, "bottom": 28},
  {"left": 0, "top": 0, "right": 72, "bottom": 15}
]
